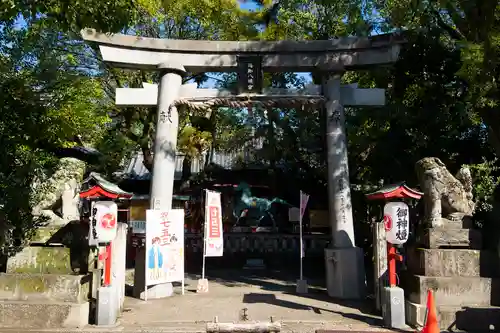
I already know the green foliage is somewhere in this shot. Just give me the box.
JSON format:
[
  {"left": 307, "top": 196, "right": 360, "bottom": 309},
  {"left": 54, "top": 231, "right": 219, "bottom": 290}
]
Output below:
[
  {"left": 466, "top": 160, "right": 500, "bottom": 219},
  {"left": 0, "top": 17, "right": 111, "bottom": 257},
  {"left": 4, "top": 0, "right": 500, "bottom": 259},
  {"left": 0, "top": 0, "right": 138, "bottom": 32}
]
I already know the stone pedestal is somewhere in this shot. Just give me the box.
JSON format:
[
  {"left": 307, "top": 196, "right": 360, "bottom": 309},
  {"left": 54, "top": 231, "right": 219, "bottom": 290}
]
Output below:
[
  {"left": 0, "top": 273, "right": 91, "bottom": 328},
  {"left": 196, "top": 278, "right": 209, "bottom": 293},
  {"left": 382, "top": 286, "right": 406, "bottom": 329},
  {"left": 97, "top": 286, "right": 118, "bottom": 326},
  {"left": 296, "top": 279, "right": 308, "bottom": 294},
  {"left": 404, "top": 218, "right": 500, "bottom": 330}
]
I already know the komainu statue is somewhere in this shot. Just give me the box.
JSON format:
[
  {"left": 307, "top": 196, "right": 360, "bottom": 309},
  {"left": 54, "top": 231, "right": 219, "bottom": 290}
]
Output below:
[
  {"left": 415, "top": 157, "right": 475, "bottom": 228},
  {"left": 31, "top": 157, "right": 86, "bottom": 226}
]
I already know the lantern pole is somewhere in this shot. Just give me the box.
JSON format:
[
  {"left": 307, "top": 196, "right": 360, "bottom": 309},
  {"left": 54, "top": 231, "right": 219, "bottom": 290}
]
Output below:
[{"left": 387, "top": 242, "right": 402, "bottom": 287}]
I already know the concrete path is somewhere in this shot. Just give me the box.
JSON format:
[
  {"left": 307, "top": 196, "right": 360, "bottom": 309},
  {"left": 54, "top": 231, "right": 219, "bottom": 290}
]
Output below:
[{"left": 3, "top": 270, "right": 411, "bottom": 333}]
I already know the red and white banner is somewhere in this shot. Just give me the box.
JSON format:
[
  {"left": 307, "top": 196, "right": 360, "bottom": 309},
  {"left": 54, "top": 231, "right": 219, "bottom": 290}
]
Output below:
[{"left": 205, "top": 190, "right": 223, "bottom": 257}]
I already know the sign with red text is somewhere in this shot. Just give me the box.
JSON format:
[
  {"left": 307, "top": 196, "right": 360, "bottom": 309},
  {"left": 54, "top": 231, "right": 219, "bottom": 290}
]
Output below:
[
  {"left": 145, "top": 209, "right": 184, "bottom": 286},
  {"left": 89, "top": 201, "right": 118, "bottom": 244},
  {"left": 205, "top": 190, "right": 223, "bottom": 257}
]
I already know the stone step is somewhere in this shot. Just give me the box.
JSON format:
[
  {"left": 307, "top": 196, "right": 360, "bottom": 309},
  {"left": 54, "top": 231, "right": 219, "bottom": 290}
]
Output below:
[
  {"left": 0, "top": 300, "right": 89, "bottom": 328},
  {"left": 403, "top": 275, "right": 500, "bottom": 306},
  {"left": 0, "top": 273, "right": 91, "bottom": 303},
  {"left": 406, "top": 300, "right": 500, "bottom": 331},
  {"left": 406, "top": 248, "right": 499, "bottom": 277},
  {"left": 418, "top": 228, "right": 482, "bottom": 249}
]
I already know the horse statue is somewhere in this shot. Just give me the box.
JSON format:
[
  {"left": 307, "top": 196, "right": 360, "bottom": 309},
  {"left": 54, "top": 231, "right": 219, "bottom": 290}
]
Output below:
[{"left": 232, "top": 182, "right": 291, "bottom": 229}]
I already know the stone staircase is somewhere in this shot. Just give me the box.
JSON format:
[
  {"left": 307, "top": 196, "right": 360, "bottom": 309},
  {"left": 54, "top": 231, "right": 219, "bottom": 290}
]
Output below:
[
  {"left": 0, "top": 224, "right": 94, "bottom": 329},
  {"left": 404, "top": 218, "right": 500, "bottom": 331}
]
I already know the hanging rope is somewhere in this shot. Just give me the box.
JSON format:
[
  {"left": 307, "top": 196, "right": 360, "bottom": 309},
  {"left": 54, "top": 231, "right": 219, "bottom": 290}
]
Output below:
[{"left": 169, "top": 95, "right": 326, "bottom": 115}]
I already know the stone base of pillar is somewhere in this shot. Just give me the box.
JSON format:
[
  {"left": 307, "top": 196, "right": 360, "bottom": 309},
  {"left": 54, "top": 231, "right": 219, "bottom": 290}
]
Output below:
[
  {"left": 296, "top": 279, "right": 308, "bottom": 294},
  {"left": 133, "top": 248, "right": 174, "bottom": 299},
  {"left": 137, "top": 283, "right": 174, "bottom": 300},
  {"left": 381, "top": 286, "right": 406, "bottom": 329},
  {"left": 196, "top": 278, "right": 209, "bottom": 293},
  {"left": 324, "top": 247, "right": 366, "bottom": 299},
  {"left": 97, "top": 286, "right": 118, "bottom": 326}
]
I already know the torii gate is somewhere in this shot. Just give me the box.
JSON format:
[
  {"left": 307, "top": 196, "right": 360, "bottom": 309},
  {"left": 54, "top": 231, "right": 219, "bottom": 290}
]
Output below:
[{"left": 82, "top": 29, "right": 403, "bottom": 300}]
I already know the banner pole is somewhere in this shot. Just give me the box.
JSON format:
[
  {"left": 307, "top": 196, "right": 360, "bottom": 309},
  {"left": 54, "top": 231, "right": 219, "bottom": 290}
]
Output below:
[
  {"left": 144, "top": 235, "right": 148, "bottom": 301},
  {"left": 299, "top": 192, "right": 303, "bottom": 281},
  {"left": 202, "top": 189, "right": 207, "bottom": 280}
]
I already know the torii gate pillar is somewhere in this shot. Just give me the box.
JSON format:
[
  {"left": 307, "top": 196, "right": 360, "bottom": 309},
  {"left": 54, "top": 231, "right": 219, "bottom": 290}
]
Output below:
[
  {"left": 323, "top": 73, "right": 365, "bottom": 299},
  {"left": 135, "top": 63, "right": 185, "bottom": 300},
  {"left": 151, "top": 63, "right": 185, "bottom": 211}
]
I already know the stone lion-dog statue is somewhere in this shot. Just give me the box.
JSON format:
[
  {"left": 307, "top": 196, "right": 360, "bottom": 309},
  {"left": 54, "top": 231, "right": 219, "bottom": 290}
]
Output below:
[{"left": 415, "top": 157, "right": 475, "bottom": 228}]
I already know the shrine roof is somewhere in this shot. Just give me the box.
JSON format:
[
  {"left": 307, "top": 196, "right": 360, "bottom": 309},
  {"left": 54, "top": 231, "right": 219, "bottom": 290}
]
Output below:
[
  {"left": 365, "top": 182, "right": 423, "bottom": 200},
  {"left": 80, "top": 172, "right": 133, "bottom": 198},
  {"left": 129, "top": 194, "right": 191, "bottom": 201}
]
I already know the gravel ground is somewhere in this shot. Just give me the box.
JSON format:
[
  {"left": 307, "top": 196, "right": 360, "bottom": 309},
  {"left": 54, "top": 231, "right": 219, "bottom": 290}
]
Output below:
[{"left": 115, "top": 269, "right": 409, "bottom": 333}]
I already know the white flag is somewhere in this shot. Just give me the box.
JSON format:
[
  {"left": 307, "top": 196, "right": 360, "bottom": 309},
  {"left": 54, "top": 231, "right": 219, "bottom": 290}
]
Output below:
[
  {"left": 299, "top": 191, "right": 309, "bottom": 259},
  {"left": 299, "top": 191, "right": 309, "bottom": 220}
]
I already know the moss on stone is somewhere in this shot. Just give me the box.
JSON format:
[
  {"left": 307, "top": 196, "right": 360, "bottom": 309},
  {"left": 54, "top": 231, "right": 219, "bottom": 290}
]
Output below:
[
  {"left": 31, "top": 227, "right": 61, "bottom": 243},
  {"left": 0, "top": 274, "right": 17, "bottom": 292},
  {"left": 17, "top": 275, "right": 48, "bottom": 293},
  {"left": 10, "top": 247, "right": 72, "bottom": 274},
  {"left": 35, "top": 248, "right": 71, "bottom": 274}
]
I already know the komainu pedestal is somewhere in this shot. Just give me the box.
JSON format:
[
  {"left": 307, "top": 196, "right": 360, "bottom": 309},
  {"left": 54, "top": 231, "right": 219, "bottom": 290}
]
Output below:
[{"left": 404, "top": 158, "right": 500, "bottom": 331}]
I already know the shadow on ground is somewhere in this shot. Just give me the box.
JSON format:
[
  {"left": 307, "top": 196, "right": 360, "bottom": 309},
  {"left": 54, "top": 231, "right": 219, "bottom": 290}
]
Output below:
[
  {"left": 182, "top": 268, "right": 380, "bottom": 324},
  {"left": 242, "top": 292, "right": 383, "bottom": 327}
]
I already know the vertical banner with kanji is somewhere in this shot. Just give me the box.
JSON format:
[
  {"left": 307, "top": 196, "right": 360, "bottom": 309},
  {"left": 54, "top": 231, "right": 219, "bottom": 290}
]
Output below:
[
  {"left": 204, "top": 190, "right": 223, "bottom": 257},
  {"left": 145, "top": 209, "right": 184, "bottom": 286}
]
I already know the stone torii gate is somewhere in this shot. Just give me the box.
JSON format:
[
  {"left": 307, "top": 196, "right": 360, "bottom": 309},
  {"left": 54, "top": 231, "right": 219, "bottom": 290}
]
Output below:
[{"left": 82, "top": 29, "right": 402, "bottom": 300}]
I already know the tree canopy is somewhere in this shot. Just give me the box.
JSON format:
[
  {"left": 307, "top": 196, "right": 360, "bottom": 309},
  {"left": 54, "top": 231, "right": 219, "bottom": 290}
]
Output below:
[{"left": 2, "top": 0, "right": 500, "bottom": 255}]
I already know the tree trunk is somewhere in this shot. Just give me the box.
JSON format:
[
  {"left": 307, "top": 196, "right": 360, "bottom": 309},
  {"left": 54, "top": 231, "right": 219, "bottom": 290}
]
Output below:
[
  {"left": 182, "top": 155, "right": 192, "bottom": 181},
  {"left": 479, "top": 108, "right": 500, "bottom": 157},
  {"left": 266, "top": 108, "right": 277, "bottom": 193},
  {"left": 206, "top": 110, "right": 217, "bottom": 168},
  {"left": 142, "top": 146, "right": 153, "bottom": 172},
  {"left": 180, "top": 154, "right": 192, "bottom": 190}
]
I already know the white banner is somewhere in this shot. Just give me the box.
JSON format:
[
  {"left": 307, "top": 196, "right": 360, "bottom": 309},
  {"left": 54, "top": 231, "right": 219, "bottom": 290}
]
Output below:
[
  {"left": 299, "top": 191, "right": 309, "bottom": 259},
  {"left": 300, "top": 191, "right": 310, "bottom": 220},
  {"left": 205, "top": 190, "right": 223, "bottom": 257},
  {"left": 145, "top": 209, "right": 184, "bottom": 286}
]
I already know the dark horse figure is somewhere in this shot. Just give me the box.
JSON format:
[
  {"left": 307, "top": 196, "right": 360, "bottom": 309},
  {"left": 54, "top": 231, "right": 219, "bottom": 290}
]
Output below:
[{"left": 232, "top": 182, "right": 291, "bottom": 229}]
